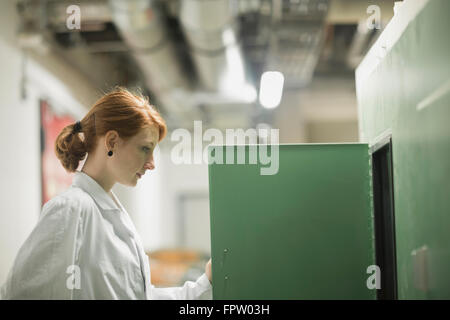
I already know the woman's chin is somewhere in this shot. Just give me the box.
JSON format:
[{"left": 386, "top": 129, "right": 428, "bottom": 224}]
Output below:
[{"left": 118, "top": 178, "right": 138, "bottom": 187}]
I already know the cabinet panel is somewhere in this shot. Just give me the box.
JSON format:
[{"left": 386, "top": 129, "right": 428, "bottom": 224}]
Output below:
[{"left": 208, "top": 144, "right": 375, "bottom": 299}]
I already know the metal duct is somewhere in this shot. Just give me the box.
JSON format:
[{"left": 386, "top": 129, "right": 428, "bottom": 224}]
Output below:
[
  {"left": 109, "top": 0, "right": 196, "bottom": 118},
  {"left": 109, "top": 0, "right": 257, "bottom": 129},
  {"left": 179, "top": 0, "right": 254, "bottom": 98}
]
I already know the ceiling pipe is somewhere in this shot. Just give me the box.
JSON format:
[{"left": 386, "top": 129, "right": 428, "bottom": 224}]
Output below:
[
  {"left": 109, "top": 0, "right": 201, "bottom": 121},
  {"left": 109, "top": 0, "right": 255, "bottom": 128},
  {"left": 179, "top": 0, "right": 256, "bottom": 101}
]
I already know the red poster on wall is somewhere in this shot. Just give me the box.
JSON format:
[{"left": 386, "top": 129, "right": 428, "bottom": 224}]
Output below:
[{"left": 40, "top": 100, "right": 76, "bottom": 206}]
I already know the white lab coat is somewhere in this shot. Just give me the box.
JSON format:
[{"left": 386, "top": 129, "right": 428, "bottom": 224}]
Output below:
[{"left": 0, "top": 171, "right": 212, "bottom": 300}]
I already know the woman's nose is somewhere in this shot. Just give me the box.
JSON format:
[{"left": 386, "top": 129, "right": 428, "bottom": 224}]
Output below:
[{"left": 144, "top": 159, "right": 155, "bottom": 170}]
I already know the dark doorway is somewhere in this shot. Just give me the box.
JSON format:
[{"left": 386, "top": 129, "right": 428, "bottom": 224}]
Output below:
[{"left": 372, "top": 138, "right": 398, "bottom": 299}]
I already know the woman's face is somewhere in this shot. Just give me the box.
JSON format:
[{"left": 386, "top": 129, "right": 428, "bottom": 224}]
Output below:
[{"left": 109, "top": 126, "right": 160, "bottom": 187}]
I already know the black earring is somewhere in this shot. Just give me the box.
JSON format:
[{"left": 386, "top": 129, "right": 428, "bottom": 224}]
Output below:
[{"left": 108, "top": 150, "right": 113, "bottom": 157}]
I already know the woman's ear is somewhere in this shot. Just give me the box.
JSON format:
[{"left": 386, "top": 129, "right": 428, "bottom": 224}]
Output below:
[{"left": 105, "top": 130, "right": 119, "bottom": 151}]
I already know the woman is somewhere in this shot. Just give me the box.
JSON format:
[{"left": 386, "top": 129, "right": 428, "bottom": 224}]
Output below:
[{"left": 1, "top": 87, "right": 212, "bottom": 299}]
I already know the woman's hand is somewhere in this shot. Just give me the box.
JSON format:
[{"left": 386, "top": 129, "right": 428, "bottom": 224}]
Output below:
[{"left": 205, "top": 258, "right": 212, "bottom": 284}]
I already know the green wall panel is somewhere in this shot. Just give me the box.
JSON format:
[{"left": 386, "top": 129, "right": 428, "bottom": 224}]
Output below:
[
  {"left": 208, "top": 144, "right": 375, "bottom": 299},
  {"left": 356, "top": 0, "right": 450, "bottom": 299}
]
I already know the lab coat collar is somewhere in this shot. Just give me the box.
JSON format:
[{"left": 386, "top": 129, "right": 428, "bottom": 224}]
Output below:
[{"left": 72, "top": 171, "right": 122, "bottom": 211}]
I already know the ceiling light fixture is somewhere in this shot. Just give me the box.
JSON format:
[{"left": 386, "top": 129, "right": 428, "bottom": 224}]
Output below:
[{"left": 259, "top": 71, "right": 284, "bottom": 109}]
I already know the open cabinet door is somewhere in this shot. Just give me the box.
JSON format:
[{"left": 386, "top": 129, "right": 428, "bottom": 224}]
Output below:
[{"left": 208, "top": 144, "right": 376, "bottom": 299}]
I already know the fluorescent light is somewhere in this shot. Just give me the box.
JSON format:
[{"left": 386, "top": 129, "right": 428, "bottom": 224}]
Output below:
[
  {"left": 219, "top": 45, "right": 257, "bottom": 103},
  {"left": 222, "top": 28, "right": 236, "bottom": 46},
  {"left": 259, "top": 71, "right": 284, "bottom": 109},
  {"left": 223, "top": 46, "right": 245, "bottom": 88}
]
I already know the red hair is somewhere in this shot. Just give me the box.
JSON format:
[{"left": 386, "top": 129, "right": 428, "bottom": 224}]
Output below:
[{"left": 55, "top": 87, "right": 167, "bottom": 172}]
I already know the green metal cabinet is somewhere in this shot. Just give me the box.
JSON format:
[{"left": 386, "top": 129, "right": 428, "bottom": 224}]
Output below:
[
  {"left": 208, "top": 144, "right": 375, "bottom": 299},
  {"left": 356, "top": 0, "right": 450, "bottom": 299},
  {"left": 207, "top": 0, "right": 449, "bottom": 300}
]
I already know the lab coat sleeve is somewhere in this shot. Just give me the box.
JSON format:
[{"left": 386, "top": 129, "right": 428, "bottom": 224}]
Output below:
[
  {"left": 1, "top": 196, "right": 84, "bottom": 299},
  {"left": 149, "top": 273, "right": 212, "bottom": 300}
]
